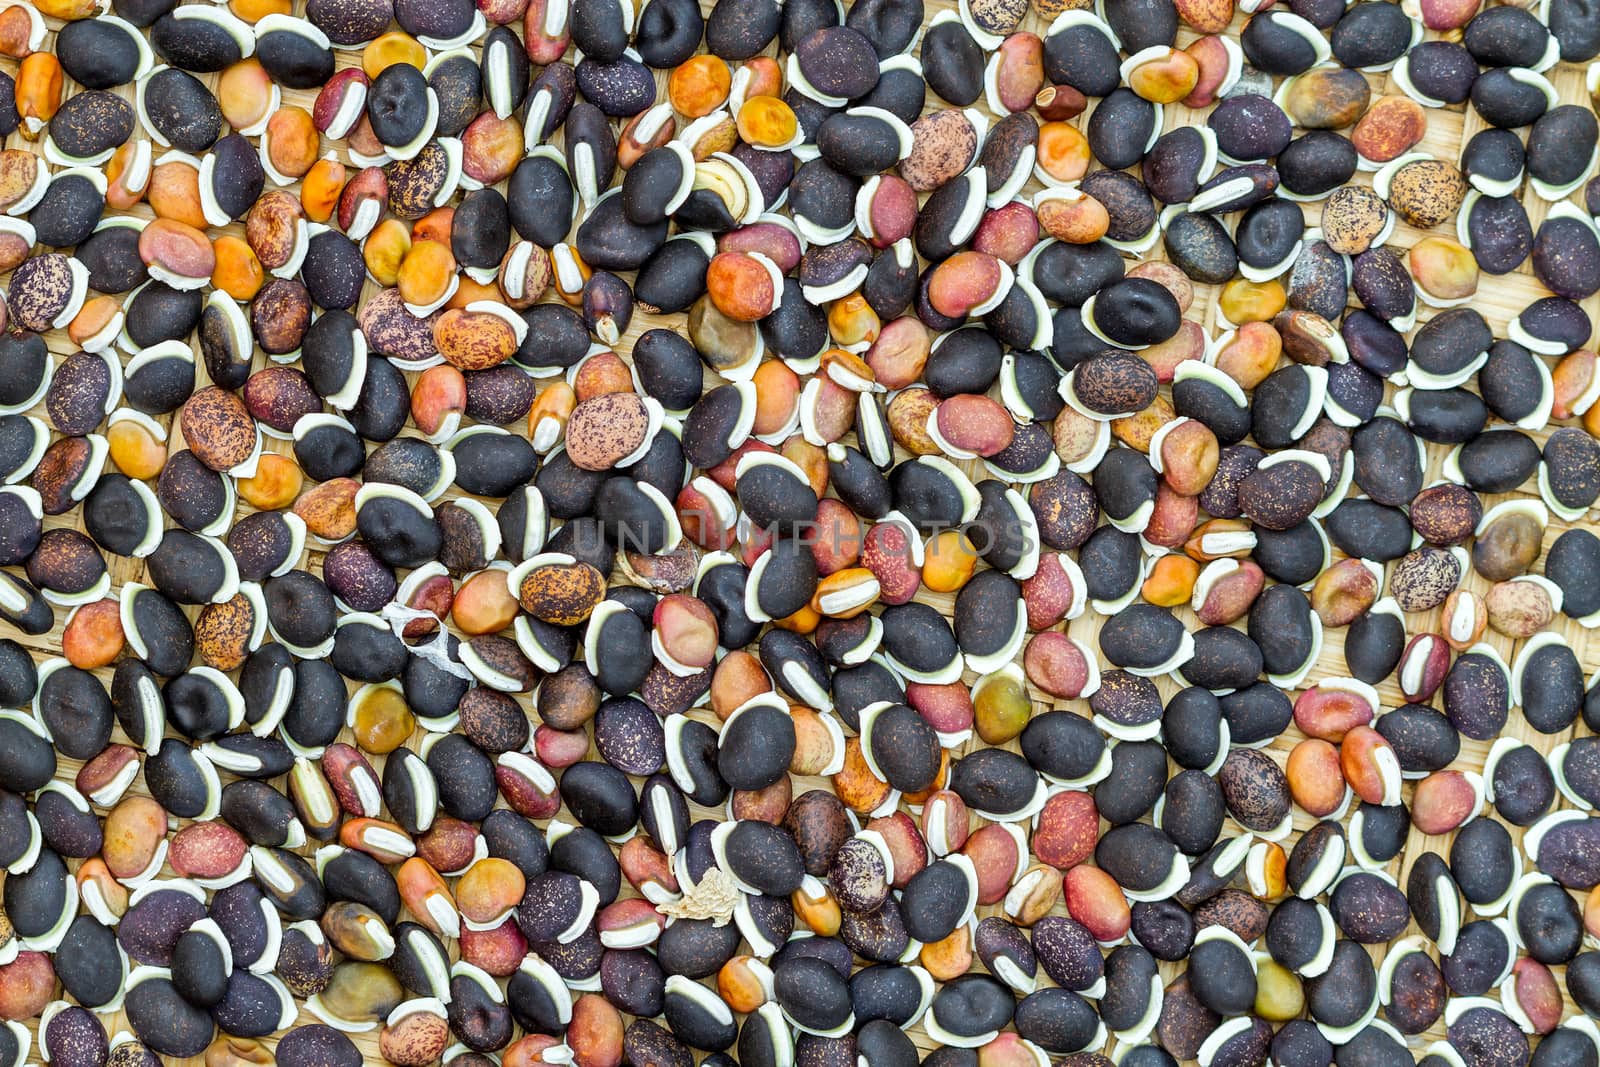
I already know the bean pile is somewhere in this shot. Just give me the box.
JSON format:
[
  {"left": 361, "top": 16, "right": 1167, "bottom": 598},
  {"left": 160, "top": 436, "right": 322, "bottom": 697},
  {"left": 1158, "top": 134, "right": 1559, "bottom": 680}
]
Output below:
[{"left": 0, "top": 0, "right": 1599, "bottom": 1063}]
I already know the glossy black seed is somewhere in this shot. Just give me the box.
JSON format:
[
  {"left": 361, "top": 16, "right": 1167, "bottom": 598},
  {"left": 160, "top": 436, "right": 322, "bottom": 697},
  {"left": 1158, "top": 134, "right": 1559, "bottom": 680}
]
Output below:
[
  {"left": 1471, "top": 67, "right": 1554, "bottom": 129},
  {"left": 1457, "top": 429, "right": 1542, "bottom": 494},
  {"left": 1097, "top": 604, "right": 1186, "bottom": 673},
  {"left": 123, "top": 976, "right": 215, "bottom": 1058},
  {"left": 1101, "top": 0, "right": 1175, "bottom": 49},
  {"left": 1531, "top": 1028, "right": 1598, "bottom": 1067},
  {"left": 1515, "top": 879, "right": 1583, "bottom": 963},
  {"left": 1087, "top": 88, "right": 1157, "bottom": 170},
  {"left": 633, "top": 0, "right": 702, "bottom": 64},
  {"left": 1211, "top": 96, "right": 1293, "bottom": 166},
  {"left": 558, "top": 761, "right": 638, "bottom": 837},
  {"left": 1083, "top": 168, "right": 1161, "bottom": 242},
  {"left": 1373, "top": 704, "right": 1458, "bottom": 775},
  {"left": 1402, "top": 385, "right": 1487, "bottom": 444},
  {"left": 1153, "top": 687, "right": 1220, "bottom": 773},
  {"left": 1328, "top": 871, "right": 1410, "bottom": 943},
  {"left": 1573, "top": 953, "right": 1600, "bottom": 1018},
  {"left": 1030, "top": 241, "right": 1124, "bottom": 308},
  {"left": 1460, "top": 129, "right": 1525, "bottom": 198},
  {"left": 1521, "top": 640, "right": 1585, "bottom": 734},
  {"left": 1450, "top": 817, "right": 1517, "bottom": 908},
  {"left": 1163, "top": 211, "right": 1238, "bottom": 284},
  {"left": 1042, "top": 18, "right": 1120, "bottom": 97},
  {"left": 1549, "top": 528, "right": 1600, "bottom": 622},
  {"left": 1404, "top": 40, "right": 1477, "bottom": 105},
  {"left": 140, "top": 67, "right": 223, "bottom": 151},
  {"left": 1129, "top": 900, "right": 1194, "bottom": 963},
  {"left": 1159, "top": 770, "right": 1225, "bottom": 856},
  {"left": 1466, "top": 194, "right": 1535, "bottom": 274},
  {"left": 1320, "top": 500, "right": 1408, "bottom": 563},
  {"left": 1215, "top": 687, "right": 1289, "bottom": 755},
  {"left": 57, "top": 18, "right": 146, "bottom": 87},
  {"left": 1095, "top": 822, "right": 1181, "bottom": 896},
  {"left": 1448, "top": 1005, "right": 1530, "bottom": 1067},
  {"left": 1241, "top": 11, "right": 1324, "bottom": 73},
  {"left": 1180, "top": 626, "right": 1263, "bottom": 695},
  {"left": 1488, "top": 744, "right": 1555, "bottom": 825},
  {"left": 1331, "top": 1, "right": 1413, "bottom": 66},
  {"left": 1306, "top": 940, "right": 1378, "bottom": 1029}
]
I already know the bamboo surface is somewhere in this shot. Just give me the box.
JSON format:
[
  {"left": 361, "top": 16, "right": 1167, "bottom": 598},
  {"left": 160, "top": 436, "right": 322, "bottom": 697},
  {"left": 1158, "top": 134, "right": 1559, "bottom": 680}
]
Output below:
[{"left": 1, "top": 0, "right": 1599, "bottom": 1061}]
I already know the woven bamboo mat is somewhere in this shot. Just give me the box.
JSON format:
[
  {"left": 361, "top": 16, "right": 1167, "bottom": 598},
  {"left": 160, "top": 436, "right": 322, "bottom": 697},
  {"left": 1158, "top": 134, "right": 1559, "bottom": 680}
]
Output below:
[{"left": 1, "top": 0, "right": 1599, "bottom": 1061}]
